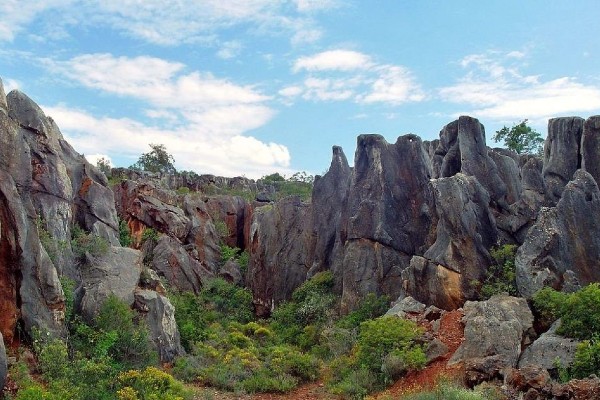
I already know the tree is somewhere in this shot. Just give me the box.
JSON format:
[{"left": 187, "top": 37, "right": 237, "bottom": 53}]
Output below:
[
  {"left": 96, "top": 157, "right": 112, "bottom": 176},
  {"left": 492, "top": 119, "right": 544, "bottom": 155},
  {"left": 130, "top": 143, "right": 176, "bottom": 174}
]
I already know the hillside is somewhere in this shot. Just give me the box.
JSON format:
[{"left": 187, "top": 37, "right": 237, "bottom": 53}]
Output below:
[{"left": 2, "top": 78, "right": 600, "bottom": 399}]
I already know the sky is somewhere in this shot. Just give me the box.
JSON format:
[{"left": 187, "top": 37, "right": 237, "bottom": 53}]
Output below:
[{"left": 1, "top": 1, "right": 600, "bottom": 179}]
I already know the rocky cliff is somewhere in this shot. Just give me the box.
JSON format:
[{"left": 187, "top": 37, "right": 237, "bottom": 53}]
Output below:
[
  {"left": 0, "top": 78, "right": 182, "bottom": 363},
  {"left": 2, "top": 76, "right": 600, "bottom": 357}
]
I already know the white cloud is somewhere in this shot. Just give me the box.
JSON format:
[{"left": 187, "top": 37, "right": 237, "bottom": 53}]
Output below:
[
  {"left": 286, "top": 49, "right": 425, "bottom": 106},
  {"left": 43, "top": 53, "right": 292, "bottom": 178},
  {"left": 440, "top": 51, "right": 600, "bottom": 121},
  {"left": 44, "top": 105, "right": 291, "bottom": 178},
  {"left": 278, "top": 85, "right": 304, "bottom": 97},
  {"left": 216, "top": 40, "right": 242, "bottom": 59},
  {"left": 293, "top": 50, "right": 374, "bottom": 72},
  {"left": 359, "top": 65, "right": 426, "bottom": 105},
  {"left": 85, "top": 154, "right": 113, "bottom": 167},
  {"left": 0, "top": 0, "right": 339, "bottom": 46},
  {"left": 294, "top": 0, "right": 339, "bottom": 12},
  {"left": 2, "top": 78, "right": 21, "bottom": 92}
]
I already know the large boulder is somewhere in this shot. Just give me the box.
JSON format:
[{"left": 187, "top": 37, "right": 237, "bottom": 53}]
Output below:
[
  {"left": 449, "top": 295, "right": 534, "bottom": 370},
  {"left": 518, "top": 320, "right": 579, "bottom": 370},
  {"left": 543, "top": 117, "right": 584, "bottom": 203},
  {"left": 148, "top": 235, "right": 213, "bottom": 293},
  {"left": 516, "top": 170, "right": 600, "bottom": 297},
  {"left": 403, "top": 174, "right": 497, "bottom": 307},
  {"left": 77, "top": 247, "right": 142, "bottom": 321},
  {"left": 248, "top": 197, "right": 311, "bottom": 317},
  {"left": 134, "top": 289, "right": 184, "bottom": 363}
]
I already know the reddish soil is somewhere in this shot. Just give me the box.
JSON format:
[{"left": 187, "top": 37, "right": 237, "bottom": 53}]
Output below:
[{"left": 371, "top": 309, "right": 465, "bottom": 399}]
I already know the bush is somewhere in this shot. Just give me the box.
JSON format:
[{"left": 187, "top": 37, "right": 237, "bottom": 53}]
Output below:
[
  {"left": 533, "top": 283, "right": 600, "bottom": 340},
  {"left": 337, "top": 292, "right": 390, "bottom": 329},
  {"left": 399, "top": 380, "right": 499, "bottom": 400},
  {"left": 116, "top": 366, "right": 192, "bottom": 400},
  {"left": 479, "top": 244, "right": 518, "bottom": 299},
  {"left": 570, "top": 337, "right": 600, "bottom": 379},
  {"left": 356, "top": 316, "right": 426, "bottom": 384},
  {"left": 119, "top": 219, "right": 132, "bottom": 247},
  {"left": 141, "top": 228, "right": 159, "bottom": 245},
  {"left": 71, "top": 225, "right": 110, "bottom": 258}
]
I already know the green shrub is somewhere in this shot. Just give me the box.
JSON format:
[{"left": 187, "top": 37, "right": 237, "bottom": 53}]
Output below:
[
  {"left": 176, "top": 186, "right": 191, "bottom": 195},
  {"left": 141, "top": 228, "right": 159, "bottom": 244},
  {"left": 116, "top": 366, "right": 192, "bottom": 400},
  {"left": 219, "top": 244, "right": 239, "bottom": 265},
  {"left": 337, "top": 292, "right": 390, "bottom": 329},
  {"left": 119, "top": 219, "right": 132, "bottom": 247},
  {"left": 479, "top": 244, "right": 518, "bottom": 299},
  {"left": 570, "top": 337, "right": 600, "bottom": 379},
  {"left": 399, "top": 380, "right": 499, "bottom": 400},
  {"left": 71, "top": 225, "right": 110, "bottom": 258},
  {"left": 213, "top": 219, "right": 229, "bottom": 239},
  {"left": 533, "top": 283, "right": 600, "bottom": 340},
  {"left": 356, "top": 316, "right": 426, "bottom": 384}
]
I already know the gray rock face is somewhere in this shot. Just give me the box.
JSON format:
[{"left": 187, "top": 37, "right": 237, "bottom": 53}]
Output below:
[
  {"left": 518, "top": 320, "right": 579, "bottom": 370},
  {"left": 449, "top": 295, "right": 534, "bottom": 369},
  {"left": 385, "top": 296, "right": 426, "bottom": 317},
  {"left": 134, "top": 289, "right": 185, "bottom": 362},
  {"left": 182, "top": 195, "right": 221, "bottom": 272},
  {"left": 543, "top": 117, "right": 584, "bottom": 202},
  {"left": 516, "top": 170, "right": 600, "bottom": 297},
  {"left": 457, "top": 116, "right": 508, "bottom": 207},
  {"left": 248, "top": 197, "right": 311, "bottom": 317},
  {"left": 340, "top": 134, "right": 435, "bottom": 310},
  {"left": 114, "top": 180, "right": 190, "bottom": 242},
  {"left": 149, "top": 235, "right": 213, "bottom": 293},
  {"left": 403, "top": 174, "right": 496, "bottom": 305},
  {"left": 78, "top": 247, "right": 142, "bottom": 321},
  {"left": 582, "top": 115, "right": 600, "bottom": 186},
  {"left": 0, "top": 78, "right": 7, "bottom": 115},
  {"left": 307, "top": 146, "right": 351, "bottom": 290},
  {"left": 0, "top": 332, "right": 6, "bottom": 391}
]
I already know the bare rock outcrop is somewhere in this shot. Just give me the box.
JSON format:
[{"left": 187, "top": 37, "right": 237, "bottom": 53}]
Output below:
[
  {"left": 341, "top": 134, "right": 435, "bottom": 310},
  {"left": 134, "top": 289, "right": 185, "bottom": 362},
  {"left": 77, "top": 247, "right": 142, "bottom": 322},
  {"left": 581, "top": 115, "right": 600, "bottom": 185},
  {"left": 248, "top": 197, "right": 311, "bottom": 317},
  {"left": 516, "top": 170, "right": 600, "bottom": 297},
  {"left": 518, "top": 320, "right": 579, "bottom": 371},
  {"left": 543, "top": 117, "right": 584, "bottom": 203},
  {"left": 449, "top": 295, "right": 534, "bottom": 370}
]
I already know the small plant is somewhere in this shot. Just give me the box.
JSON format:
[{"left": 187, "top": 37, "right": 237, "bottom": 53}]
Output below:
[
  {"left": 141, "top": 227, "right": 159, "bottom": 244},
  {"left": 71, "top": 225, "right": 110, "bottom": 259},
  {"left": 119, "top": 219, "right": 133, "bottom": 247},
  {"left": 176, "top": 186, "right": 190, "bottom": 195},
  {"left": 479, "top": 244, "right": 518, "bottom": 299},
  {"left": 213, "top": 219, "right": 229, "bottom": 239}
]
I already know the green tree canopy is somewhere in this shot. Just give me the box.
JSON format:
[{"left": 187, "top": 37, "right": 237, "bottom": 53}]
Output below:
[
  {"left": 130, "top": 143, "right": 176, "bottom": 174},
  {"left": 492, "top": 119, "right": 544, "bottom": 155}
]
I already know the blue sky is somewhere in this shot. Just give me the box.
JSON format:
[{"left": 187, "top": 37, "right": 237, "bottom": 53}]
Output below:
[{"left": 1, "top": 0, "right": 599, "bottom": 178}]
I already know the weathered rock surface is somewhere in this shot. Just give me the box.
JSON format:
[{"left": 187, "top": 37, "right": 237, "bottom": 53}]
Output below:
[
  {"left": 182, "top": 195, "right": 221, "bottom": 271},
  {"left": 148, "top": 235, "right": 213, "bottom": 293},
  {"left": 77, "top": 247, "right": 142, "bottom": 321},
  {"left": 543, "top": 117, "right": 584, "bottom": 203},
  {"left": 0, "top": 332, "right": 6, "bottom": 391},
  {"left": 450, "top": 295, "right": 534, "bottom": 369},
  {"left": 248, "top": 197, "right": 311, "bottom": 317},
  {"left": 518, "top": 320, "right": 579, "bottom": 370},
  {"left": 581, "top": 115, "right": 600, "bottom": 186},
  {"left": 134, "top": 289, "right": 184, "bottom": 362},
  {"left": 340, "top": 134, "right": 435, "bottom": 310},
  {"left": 516, "top": 170, "right": 600, "bottom": 297},
  {"left": 307, "top": 146, "right": 351, "bottom": 290}
]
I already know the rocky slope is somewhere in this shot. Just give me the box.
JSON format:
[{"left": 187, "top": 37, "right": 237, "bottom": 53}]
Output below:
[{"left": 2, "top": 77, "right": 600, "bottom": 397}]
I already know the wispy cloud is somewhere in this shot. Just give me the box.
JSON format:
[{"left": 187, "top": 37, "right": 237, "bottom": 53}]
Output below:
[
  {"left": 0, "top": 0, "right": 337, "bottom": 47},
  {"left": 440, "top": 50, "right": 600, "bottom": 122},
  {"left": 285, "top": 49, "right": 425, "bottom": 105},
  {"left": 216, "top": 41, "right": 242, "bottom": 59},
  {"left": 44, "top": 53, "right": 290, "bottom": 178}
]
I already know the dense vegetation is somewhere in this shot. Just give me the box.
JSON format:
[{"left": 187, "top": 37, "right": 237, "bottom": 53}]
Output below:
[{"left": 533, "top": 283, "right": 600, "bottom": 380}]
